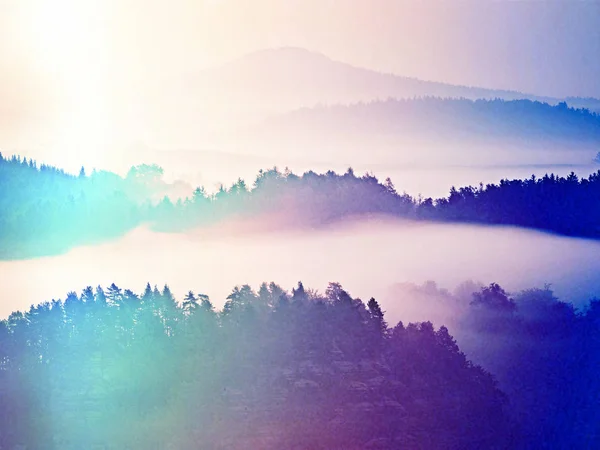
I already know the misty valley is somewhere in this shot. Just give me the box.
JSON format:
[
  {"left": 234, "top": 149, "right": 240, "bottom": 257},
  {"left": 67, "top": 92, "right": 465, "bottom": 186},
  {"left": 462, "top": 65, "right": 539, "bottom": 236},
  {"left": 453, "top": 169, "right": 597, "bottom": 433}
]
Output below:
[
  {"left": 1, "top": 149, "right": 600, "bottom": 449},
  {"left": 1, "top": 4, "right": 600, "bottom": 447}
]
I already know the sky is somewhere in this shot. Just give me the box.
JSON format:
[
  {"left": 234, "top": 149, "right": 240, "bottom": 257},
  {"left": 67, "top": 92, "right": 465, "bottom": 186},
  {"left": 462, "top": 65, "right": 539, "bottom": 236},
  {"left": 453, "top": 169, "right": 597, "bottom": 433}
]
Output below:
[
  {"left": 3, "top": 0, "right": 599, "bottom": 95},
  {"left": 0, "top": 0, "right": 599, "bottom": 160}
]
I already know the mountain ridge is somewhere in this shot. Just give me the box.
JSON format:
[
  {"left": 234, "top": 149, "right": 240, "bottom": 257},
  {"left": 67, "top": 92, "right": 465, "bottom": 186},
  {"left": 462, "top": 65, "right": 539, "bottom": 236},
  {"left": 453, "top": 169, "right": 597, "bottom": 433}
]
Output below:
[
  {"left": 148, "top": 47, "right": 599, "bottom": 145},
  {"left": 185, "top": 47, "right": 562, "bottom": 106}
]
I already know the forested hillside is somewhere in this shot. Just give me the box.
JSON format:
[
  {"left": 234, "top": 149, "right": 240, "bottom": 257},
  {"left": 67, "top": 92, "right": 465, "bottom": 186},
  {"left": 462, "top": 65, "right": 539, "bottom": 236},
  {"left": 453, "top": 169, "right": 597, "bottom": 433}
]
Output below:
[
  {"left": 2, "top": 153, "right": 600, "bottom": 259},
  {"left": 1, "top": 280, "right": 598, "bottom": 448},
  {"left": 390, "top": 281, "right": 600, "bottom": 449},
  {"left": 263, "top": 98, "right": 600, "bottom": 144},
  {"left": 0, "top": 281, "right": 512, "bottom": 449},
  {"left": 0, "top": 155, "right": 162, "bottom": 258}
]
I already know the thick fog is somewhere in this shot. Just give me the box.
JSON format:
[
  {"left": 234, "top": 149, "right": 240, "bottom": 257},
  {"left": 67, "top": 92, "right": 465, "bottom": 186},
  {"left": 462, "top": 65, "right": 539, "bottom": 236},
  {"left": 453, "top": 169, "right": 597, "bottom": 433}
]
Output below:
[{"left": 2, "top": 216, "right": 599, "bottom": 321}]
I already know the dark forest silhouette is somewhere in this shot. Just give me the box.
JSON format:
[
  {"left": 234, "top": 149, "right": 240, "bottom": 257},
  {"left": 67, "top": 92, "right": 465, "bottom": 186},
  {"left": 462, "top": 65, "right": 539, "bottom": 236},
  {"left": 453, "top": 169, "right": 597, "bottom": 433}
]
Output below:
[
  {"left": 2, "top": 153, "right": 600, "bottom": 259},
  {"left": 0, "top": 281, "right": 506, "bottom": 449},
  {"left": 389, "top": 281, "right": 600, "bottom": 449},
  {"left": 0, "top": 280, "right": 598, "bottom": 448}
]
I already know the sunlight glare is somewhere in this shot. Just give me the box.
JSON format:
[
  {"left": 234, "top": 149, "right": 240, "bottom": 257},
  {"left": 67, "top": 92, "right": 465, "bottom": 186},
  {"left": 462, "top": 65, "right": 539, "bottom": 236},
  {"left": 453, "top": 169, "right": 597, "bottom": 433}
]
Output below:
[{"left": 19, "top": 0, "right": 117, "bottom": 169}]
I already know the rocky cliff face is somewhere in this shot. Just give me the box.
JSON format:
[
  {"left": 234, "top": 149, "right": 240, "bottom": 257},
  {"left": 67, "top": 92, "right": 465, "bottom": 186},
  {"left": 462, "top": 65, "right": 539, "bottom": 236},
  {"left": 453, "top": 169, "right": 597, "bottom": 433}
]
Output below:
[{"left": 176, "top": 324, "right": 511, "bottom": 450}]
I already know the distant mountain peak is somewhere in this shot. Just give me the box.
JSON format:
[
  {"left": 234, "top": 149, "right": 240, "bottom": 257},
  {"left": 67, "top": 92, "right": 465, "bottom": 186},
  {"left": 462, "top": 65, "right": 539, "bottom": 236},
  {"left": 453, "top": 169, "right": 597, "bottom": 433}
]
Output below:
[
  {"left": 260, "top": 46, "right": 327, "bottom": 56},
  {"left": 233, "top": 46, "right": 333, "bottom": 65}
]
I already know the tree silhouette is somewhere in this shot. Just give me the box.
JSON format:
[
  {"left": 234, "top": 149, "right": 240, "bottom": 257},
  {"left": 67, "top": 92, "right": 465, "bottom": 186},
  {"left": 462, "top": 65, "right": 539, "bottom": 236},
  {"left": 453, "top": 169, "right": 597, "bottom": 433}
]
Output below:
[
  {"left": 4, "top": 151, "right": 600, "bottom": 262},
  {"left": 2, "top": 279, "right": 599, "bottom": 448}
]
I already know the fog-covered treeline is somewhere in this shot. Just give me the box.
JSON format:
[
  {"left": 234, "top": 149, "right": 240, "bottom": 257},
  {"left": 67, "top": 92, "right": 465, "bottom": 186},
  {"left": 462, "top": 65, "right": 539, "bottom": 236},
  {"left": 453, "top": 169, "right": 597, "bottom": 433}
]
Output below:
[
  {"left": 3, "top": 152, "right": 600, "bottom": 259},
  {"left": 565, "top": 96, "right": 600, "bottom": 114},
  {"left": 0, "top": 281, "right": 514, "bottom": 449},
  {"left": 420, "top": 171, "right": 600, "bottom": 237},
  {"left": 169, "top": 166, "right": 600, "bottom": 240},
  {"left": 95, "top": 164, "right": 600, "bottom": 239},
  {"left": 0, "top": 154, "right": 169, "bottom": 259},
  {"left": 389, "top": 281, "right": 600, "bottom": 449},
  {"left": 269, "top": 98, "right": 600, "bottom": 142}
]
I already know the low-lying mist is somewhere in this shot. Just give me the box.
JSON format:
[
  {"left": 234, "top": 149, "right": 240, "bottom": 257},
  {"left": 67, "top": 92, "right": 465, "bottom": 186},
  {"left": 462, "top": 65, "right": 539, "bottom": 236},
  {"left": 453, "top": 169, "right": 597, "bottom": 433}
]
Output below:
[{"left": 2, "top": 215, "right": 599, "bottom": 321}]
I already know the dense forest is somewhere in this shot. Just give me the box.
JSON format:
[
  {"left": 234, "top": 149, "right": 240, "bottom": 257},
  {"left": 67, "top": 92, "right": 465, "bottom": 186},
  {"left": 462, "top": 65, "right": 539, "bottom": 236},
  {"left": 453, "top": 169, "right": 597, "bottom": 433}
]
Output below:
[
  {"left": 2, "top": 154, "right": 600, "bottom": 447},
  {"left": 389, "top": 281, "right": 600, "bottom": 449},
  {"left": 266, "top": 98, "right": 600, "bottom": 143},
  {"left": 2, "top": 153, "right": 600, "bottom": 259},
  {"left": 566, "top": 96, "right": 600, "bottom": 114},
  {"left": 0, "top": 154, "right": 163, "bottom": 258},
  {"left": 0, "top": 280, "right": 598, "bottom": 449}
]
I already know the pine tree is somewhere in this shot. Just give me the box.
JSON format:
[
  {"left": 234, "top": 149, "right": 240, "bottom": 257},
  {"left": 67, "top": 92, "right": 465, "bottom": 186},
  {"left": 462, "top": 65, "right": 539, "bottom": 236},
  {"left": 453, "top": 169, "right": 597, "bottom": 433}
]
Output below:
[
  {"left": 367, "top": 298, "right": 387, "bottom": 335},
  {"left": 292, "top": 281, "right": 308, "bottom": 303},
  {"left": 106, "top": 283, "right": 123, "bottom": 305},
  {"left": 182, "top": 291, "right": 198, "bottom": 313}
]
